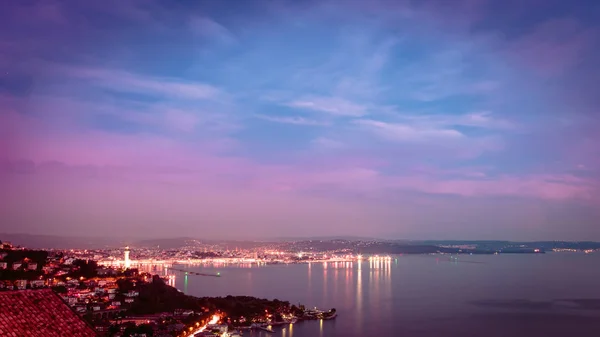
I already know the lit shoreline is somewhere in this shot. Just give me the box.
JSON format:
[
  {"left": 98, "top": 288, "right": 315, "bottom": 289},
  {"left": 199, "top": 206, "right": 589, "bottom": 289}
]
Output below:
[{"left": 96, "top": 255, "right": 395, "bottom": 268}]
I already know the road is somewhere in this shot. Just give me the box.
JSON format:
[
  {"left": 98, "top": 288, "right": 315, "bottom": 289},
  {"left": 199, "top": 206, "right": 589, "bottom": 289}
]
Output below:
[{"left": 189, "top": 314, "right": 220, "bottom": 336}]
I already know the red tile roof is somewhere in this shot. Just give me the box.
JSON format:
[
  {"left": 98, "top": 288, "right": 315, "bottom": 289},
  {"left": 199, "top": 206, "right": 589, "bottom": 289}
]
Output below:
[{"left": 0, "top": 289, "right": 98, "bottom": 337}]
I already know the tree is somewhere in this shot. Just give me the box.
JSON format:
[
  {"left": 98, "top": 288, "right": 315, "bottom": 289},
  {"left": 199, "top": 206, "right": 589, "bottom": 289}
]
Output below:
[
  {"left": 54, "top": 285, "right": 68, "bottom": 294},
  {"left": 108, "top": 324, "right": 120, "bottom": 336},
  {"left": 137, "top": 323, "right": 154, "bottom": 336},
  {"left": 72, "top": 259, "right": 98, "bottom": 278},
  {"left": 117, "top": 278, "right": 135, "bottom": 292}
]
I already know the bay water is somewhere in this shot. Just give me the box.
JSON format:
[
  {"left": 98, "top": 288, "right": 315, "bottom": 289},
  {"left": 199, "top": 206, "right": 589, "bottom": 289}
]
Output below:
[{"left": 175, "top": 253, "right": 600, "bottom": 336}]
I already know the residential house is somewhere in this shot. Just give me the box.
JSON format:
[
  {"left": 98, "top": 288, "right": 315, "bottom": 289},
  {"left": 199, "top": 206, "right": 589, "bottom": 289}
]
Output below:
[
  {"left": 0, "top": 289, "right": 97, "bottom": 336},
  {"left": 30, "top": 280, "right": 45, "bottom": 288},
  {"left": 125, "top": 290, "right": 139, "bottom": 297},
  {"left": 15, "top": 280, "right": 27, "bottom": 290}
]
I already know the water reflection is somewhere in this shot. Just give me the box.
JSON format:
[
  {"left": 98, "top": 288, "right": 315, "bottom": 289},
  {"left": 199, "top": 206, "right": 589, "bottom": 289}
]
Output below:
[
  {"left": 367, "top": 256, "right": 392, "bottom": 323},
  {"left": 175, "top": 254, "right": 600, "bottom": 337},
  {"left": 167, "top": 274, "right": 176, "bottom": 287},
  {"left": 307, "top": 262, "right": 312, "bottom": 294},
  {"left": 319, "top": 318, "right": 323, "bottom": 337},
  {"left": 323, "top": 262, "right": 328, "bottom": 303},
  {"left": 356, "top": 260, "right": 363, "bottom": 330}
]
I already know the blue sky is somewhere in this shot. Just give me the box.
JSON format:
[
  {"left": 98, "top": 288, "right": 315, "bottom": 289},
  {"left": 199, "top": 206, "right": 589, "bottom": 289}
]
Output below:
[{"left": 1, "top": 0, "right": 599, "bottom": 239}]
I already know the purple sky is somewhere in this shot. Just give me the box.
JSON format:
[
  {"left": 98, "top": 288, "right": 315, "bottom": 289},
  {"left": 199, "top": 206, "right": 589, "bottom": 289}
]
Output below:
[{"left": 1, "top": 0, "right": 599, "bottom": 240}]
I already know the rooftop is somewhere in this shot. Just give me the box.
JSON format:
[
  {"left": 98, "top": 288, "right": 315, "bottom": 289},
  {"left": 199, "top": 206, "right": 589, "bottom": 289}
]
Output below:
[{"left": 0, "top": 289, "right": 98, "bottom": 337}]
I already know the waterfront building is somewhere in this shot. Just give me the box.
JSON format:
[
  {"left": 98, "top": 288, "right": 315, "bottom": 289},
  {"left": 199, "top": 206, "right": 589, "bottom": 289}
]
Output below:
[{"left": 124, "top": 246, "right": 131, "bottom": 269}]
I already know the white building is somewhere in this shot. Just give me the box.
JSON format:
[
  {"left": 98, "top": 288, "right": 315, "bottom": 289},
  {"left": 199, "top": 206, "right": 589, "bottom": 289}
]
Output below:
[
  {"left": 124, "top": 246, "right": 131, "bottom": 269},
  {"left": 125, "top": 290, "right": 139, "bottom": 297},
  {"left": 30, "top": 280, "right": 45, "bottom": 288}
]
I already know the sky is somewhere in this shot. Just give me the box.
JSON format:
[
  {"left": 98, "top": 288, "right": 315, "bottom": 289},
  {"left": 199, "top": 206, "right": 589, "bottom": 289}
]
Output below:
[{"left": 1, "top": 0, "right": 599, "bottom": 240}]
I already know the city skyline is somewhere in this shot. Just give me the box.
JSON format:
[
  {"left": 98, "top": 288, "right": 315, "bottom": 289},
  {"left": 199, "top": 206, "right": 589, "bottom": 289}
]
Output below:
[{"left": 1, "top": 0, "right": 599, "bottom": 240}]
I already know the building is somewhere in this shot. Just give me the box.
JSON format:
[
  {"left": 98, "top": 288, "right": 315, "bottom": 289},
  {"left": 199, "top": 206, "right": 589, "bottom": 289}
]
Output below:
[
  {"left": 206, "top": 324, "right": 228, "bottom": 333},
  {"left": 30, "top": 280, "right": 45, "bottom": 288},
  {"left": 0, "top": 289, "right": 98, "bottom": 336},
  {"left": 124, "top": 246, "right": 131, "bottom": 269},
  {"left": 15, "top": 280, "right": 27, "bottom": 290},
  {"left": 125, "top": 290, "right": 139, "bottom": 297},
  {"left": 97, "top": 266, "right": 116, "bottom": 276}
]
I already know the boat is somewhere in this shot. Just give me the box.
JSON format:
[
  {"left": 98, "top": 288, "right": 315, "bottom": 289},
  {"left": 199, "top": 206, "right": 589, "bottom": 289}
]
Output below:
[
  {"left": 258, "top": 326, "right": 275, "bottom": 333},
  {"left": 322, "top": 312, "right": 337, "bottom": 320}
]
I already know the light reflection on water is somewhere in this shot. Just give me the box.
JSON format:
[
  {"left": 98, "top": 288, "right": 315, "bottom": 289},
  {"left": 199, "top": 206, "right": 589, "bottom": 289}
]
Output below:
[{"left": 176, "top": 254, "right": 600, "bottom": 337}]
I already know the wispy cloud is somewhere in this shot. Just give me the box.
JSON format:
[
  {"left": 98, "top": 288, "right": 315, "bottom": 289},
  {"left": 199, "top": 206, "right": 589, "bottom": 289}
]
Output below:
[
  {"left": 2, "top": 0, "right": 600, "bottom": 238},
  {"left": 389, "top": 174, "right": 597, "bottom": 201},
  {"left": 286, "top": 96, "right": 367, "bottom": 117},
  {"left": 189, "top": 16, "right": 237, "bottom": 45},
  {"left": 311, "top": 137, "right": 345, "bottom": 150},
  {"left": 254, "top": 114, "right": 329, "bottom": 126},
  {"left": 65, "top": 67, "right": 221, "bottom": 100},
  {"left": 354, "top": 119, "right": 464, "bottom": 142},
  {"left": 400, "top": 111, "right": 517, "bottom": 130}
]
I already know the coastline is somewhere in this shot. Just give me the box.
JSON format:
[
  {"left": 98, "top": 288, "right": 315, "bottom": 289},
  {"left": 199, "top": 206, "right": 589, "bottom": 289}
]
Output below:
[{"left": 136, "top": 275, "right": 337, "bottom": 335}]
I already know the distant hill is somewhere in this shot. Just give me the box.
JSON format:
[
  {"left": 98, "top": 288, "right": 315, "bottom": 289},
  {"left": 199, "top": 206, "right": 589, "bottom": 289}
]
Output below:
[
  {"left": 134, "top": 237, "right": 199, "bottom": 249},
  {"left": 269, "top": 235, "right": 386, "bottom": 242},
  {"left": 134, "top": 238, "right": 281, "bottom": 249},
  {"left": 2, "top": 233, "right": 599, "bottom": 251}
]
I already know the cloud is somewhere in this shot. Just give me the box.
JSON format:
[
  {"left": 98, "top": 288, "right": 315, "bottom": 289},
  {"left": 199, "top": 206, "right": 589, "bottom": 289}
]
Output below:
[
  {"left": 2, "top": 0, "right": 600, "bottom": 239},
  {"left": 163, "top": 110, "right": 199, "bottom": 132},
  {"left": 64, "top": 67, "right": 221, "bottom": 100},
  {"left": 254, "top": 114, "right": 329, "bottom": 126},
  {"left": 311, "top": 137, "right": 345, "bottom": 150},
  {"left": 189, "top": 17, "right": 237, "bottom": 45},
  {"left": 354, "top": 119, "right": 464, "bottom": 142},
  {"left": 388, "top": 174, "right": 597, "bottom": 202},
  {"left": 400, "top": 111, "right": 517, "bottom": 130},
  {"left": 286, "top": 96, "right": 368, "bottom": 117}
]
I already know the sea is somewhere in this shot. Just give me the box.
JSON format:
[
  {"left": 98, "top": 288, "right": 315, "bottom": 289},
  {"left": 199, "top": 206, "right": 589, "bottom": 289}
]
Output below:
[{"left": 174, "top": 253, "right": 600, "bottom": 337}]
